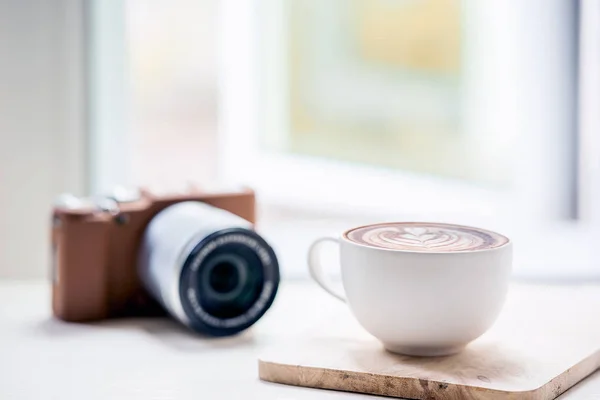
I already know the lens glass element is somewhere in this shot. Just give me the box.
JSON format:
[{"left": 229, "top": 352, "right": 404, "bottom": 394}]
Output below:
[
  {"left": 197, "top": 245, "right": 264, "bottom": 319},
  {"left": 209, "top": 260, "right": 240, "bottom": 294}
]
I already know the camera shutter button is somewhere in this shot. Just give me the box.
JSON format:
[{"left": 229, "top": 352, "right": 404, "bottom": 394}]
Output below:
[
  {"left": 94, "top": 197, "right": 120, "bottom": 215},
  {"left": 110, "top": 186, "right": 141, "bottom": 203}
]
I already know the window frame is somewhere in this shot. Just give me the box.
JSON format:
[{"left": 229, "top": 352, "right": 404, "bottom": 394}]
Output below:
[
  {"left": 578, "top": 0, "right": 600, "bottom": 224},
  {"left": 86, "top": 0, "right": 131, "bottom": 195}
]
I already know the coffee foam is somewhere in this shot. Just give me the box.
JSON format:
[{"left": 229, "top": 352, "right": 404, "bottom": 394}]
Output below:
[{"left": 345, "top": 222, "right": 508, "bottom": 252}]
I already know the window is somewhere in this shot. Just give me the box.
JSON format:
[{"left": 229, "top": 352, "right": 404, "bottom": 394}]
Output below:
[
  {"left": 89, "top": 0, "right": 597, "bottom": 279},
  {"left": 266, "top": 0, "right": 499, "bottom": 184},
  {"left": 127, "top": 0, "right": 219, "bottom": 188},
  {"left": 88, "top": 0, "right": 219, "bottom": 194},
  {"left": 223, "top": 1, "right": 578, "bottom": 216}
]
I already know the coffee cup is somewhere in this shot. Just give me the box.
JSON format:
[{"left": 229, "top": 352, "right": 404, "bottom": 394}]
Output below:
[{"left": 308, "top": 222, "right": 512, "bottom": 356}]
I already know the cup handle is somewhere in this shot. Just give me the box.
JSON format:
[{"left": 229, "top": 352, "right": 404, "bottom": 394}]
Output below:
[{"left": 307, "top": 237, "right": 346, "bottom": 302}]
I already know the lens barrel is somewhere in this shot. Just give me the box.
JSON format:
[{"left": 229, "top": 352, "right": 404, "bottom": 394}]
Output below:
[{"left": 138, "top": 202, "right": 279, "bottom": 336}]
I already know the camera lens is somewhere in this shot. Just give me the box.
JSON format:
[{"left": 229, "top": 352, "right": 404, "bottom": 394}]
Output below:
[{"left": 138, "top": 202, "right": 279, "bottom": 336}]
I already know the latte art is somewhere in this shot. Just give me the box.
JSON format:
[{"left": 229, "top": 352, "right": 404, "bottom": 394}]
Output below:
[{"left": 345, "top": 223, "right": 508, "bottom": 252}]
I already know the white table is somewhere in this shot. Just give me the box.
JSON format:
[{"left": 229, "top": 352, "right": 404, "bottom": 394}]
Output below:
[{"left": 1, "top": 281, "right": 600, "bottom": 399}]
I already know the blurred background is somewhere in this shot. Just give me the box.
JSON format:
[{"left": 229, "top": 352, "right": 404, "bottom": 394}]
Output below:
[{"left": 1, "top": 0, "right": 599, "bottom": 280}]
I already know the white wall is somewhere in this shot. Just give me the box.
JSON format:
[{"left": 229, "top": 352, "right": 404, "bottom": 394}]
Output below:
[{"left": 0, "top": 1, "right": 86, "bottom": 279}]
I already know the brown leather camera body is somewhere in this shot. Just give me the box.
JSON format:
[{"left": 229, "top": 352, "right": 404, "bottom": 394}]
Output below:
[{"left": 51, "top": 188, "right": 256, "bottom": 322}]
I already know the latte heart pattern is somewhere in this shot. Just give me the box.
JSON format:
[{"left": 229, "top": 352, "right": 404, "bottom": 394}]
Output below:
[{"left": 346, "top": 223, "right": 508, "bottom": 252}]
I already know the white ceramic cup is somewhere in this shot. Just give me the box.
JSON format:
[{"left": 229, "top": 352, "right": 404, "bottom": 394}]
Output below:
[{"left": 308, "top": 223, "right": 512, "bottom": 356}]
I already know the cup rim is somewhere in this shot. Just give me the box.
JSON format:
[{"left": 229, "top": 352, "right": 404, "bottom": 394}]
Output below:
[{"left": 341, "top": 221, "right": 511, "bottom": 254}]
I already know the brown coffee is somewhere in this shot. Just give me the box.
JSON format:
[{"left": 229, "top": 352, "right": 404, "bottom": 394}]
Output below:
[{"left": 345, "top": 222, "right": 508, "bottom": 252}]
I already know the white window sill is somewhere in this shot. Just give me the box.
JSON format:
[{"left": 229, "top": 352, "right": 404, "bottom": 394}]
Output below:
[{"left": 257, "top": 204, "right": 600, "bottom": 281}]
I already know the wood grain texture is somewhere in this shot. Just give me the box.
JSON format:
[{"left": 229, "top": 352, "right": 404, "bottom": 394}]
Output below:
[{"left": 259, "top": 285, "right": 600, "bottom": 400}]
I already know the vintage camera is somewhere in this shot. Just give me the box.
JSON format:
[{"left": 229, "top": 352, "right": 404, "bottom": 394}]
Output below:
[{"left": 51, "top": 187, "right": 279, "bottom": 336}]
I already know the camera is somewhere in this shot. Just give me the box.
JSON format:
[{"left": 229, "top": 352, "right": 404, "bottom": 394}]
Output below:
[{"left": 51, "top": 186, "right": 279, "bottom": 336}]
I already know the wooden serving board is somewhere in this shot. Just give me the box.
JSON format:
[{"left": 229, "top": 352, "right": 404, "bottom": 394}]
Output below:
[{"left": 259, "top": 284, "right": 600, "bottom": 399}]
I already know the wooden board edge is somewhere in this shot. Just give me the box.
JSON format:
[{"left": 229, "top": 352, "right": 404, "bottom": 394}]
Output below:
[
  {"left": 531, "top": 350, "right": 600, "bottom": 400},
  {"left": 258, "top": 359, "right": 528, "bottom": 400}
]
